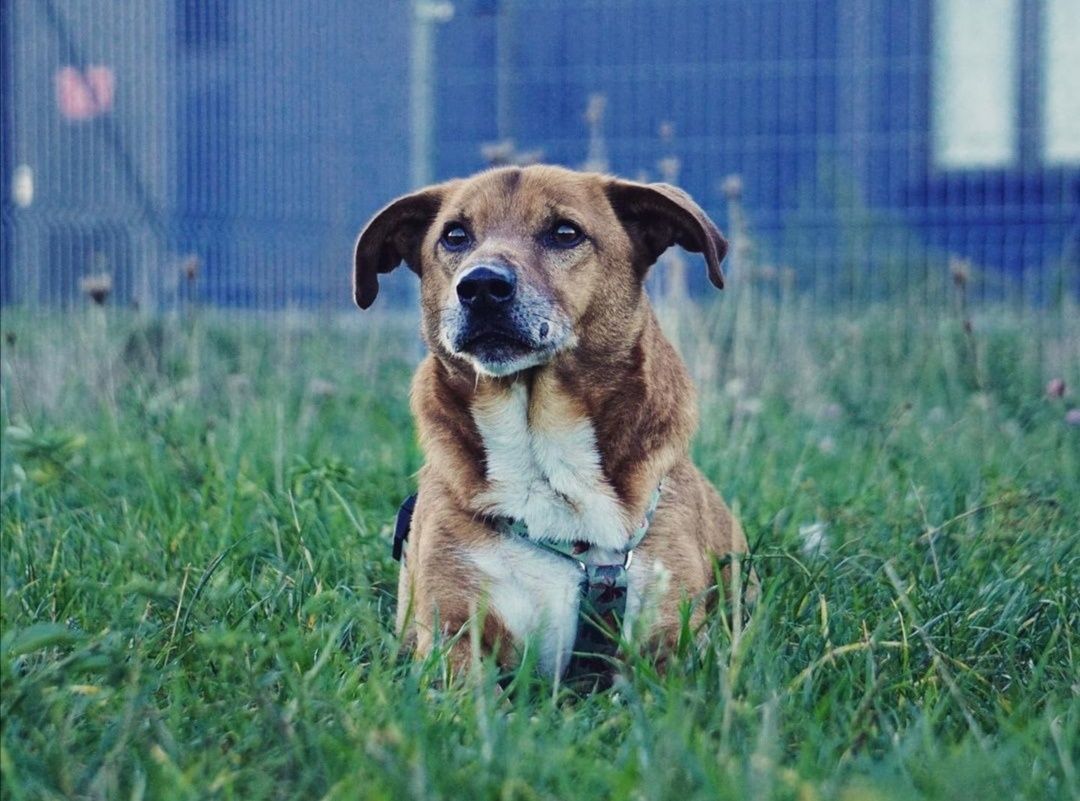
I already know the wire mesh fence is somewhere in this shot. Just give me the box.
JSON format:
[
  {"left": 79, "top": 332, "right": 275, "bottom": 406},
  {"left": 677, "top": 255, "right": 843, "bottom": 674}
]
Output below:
[{"left": 1, "top": 0, "right": 1077, "bottom": 317}]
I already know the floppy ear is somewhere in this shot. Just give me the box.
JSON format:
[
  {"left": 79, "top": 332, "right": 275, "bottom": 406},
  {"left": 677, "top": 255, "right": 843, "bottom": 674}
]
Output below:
[
  {"left": 605, "top": 180, "right": 728, "bottom": 290},
  {"left": 352, "top": 184, "right": 450, "bottom": 309}
]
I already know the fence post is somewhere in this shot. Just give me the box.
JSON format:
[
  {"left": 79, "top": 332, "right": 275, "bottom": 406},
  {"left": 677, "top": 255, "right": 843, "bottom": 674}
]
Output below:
[{"left": 410, "top": 1, "right": 454, "bottom": 189}]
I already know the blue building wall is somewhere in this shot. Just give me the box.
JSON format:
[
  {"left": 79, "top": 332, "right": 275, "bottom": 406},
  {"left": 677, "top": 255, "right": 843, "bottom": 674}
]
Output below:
[{"left": 2, "top": 0, "right": 1076, "bottom": 308}]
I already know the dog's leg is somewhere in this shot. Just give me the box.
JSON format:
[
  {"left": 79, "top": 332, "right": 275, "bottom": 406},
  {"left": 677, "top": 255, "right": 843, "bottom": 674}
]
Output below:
[{"left": 400, "top": 493, "right": 524, "bottom": 682}]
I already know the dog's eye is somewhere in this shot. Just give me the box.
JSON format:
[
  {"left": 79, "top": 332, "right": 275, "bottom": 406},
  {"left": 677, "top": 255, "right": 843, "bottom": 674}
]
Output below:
[
  {"left": 440, "top": 224, "right": 472, "bottom": 252},
  {"left": 548, "top": 221, "right": 584, "bottom": 248}
]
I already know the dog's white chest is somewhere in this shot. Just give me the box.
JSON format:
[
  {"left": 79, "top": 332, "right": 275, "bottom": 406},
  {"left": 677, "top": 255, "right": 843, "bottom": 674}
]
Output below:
[
  {"left": 470, "top": 381, "right": 629, "bottom": 550},
  {"left": 465, "top": 539, "right": 582, "bottom": 675},
  {"left": 466, "top": 380, "right": 647, "bottom": 675}
]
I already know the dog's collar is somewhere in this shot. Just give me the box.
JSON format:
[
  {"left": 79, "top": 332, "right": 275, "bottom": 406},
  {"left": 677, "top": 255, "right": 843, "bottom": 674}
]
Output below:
[{"left": 489, "top": 482, "right": 663, "bottom": 571}]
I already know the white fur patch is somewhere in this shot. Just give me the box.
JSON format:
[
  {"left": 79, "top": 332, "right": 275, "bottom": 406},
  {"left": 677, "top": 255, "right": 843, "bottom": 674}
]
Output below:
[
  {"left": 466, "top": 539, "right": 659, "bottom": 675},
  {"left": 471, "top": 381, "right": 630, "bottom": 551},
  {"left": 466, "top": 538, "right": 583, "bottom": 676}
]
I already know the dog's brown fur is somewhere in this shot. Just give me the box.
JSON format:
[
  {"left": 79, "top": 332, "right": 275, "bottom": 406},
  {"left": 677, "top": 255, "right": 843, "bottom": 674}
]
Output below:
[{"left": 354, "top": 165, "right": 752, "bottom": 675}]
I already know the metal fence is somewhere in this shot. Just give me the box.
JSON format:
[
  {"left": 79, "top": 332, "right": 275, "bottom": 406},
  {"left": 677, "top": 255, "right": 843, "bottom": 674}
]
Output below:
[{"left": 1, "top": 0, "right": 1077, "bottom": 314}]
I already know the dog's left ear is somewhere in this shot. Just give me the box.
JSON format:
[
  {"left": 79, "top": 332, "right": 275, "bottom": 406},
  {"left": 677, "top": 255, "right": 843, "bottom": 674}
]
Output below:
[
  {"left": 352, "top": 183, "right": 454, "bottom": 309},
  {"left": 606, "top": 180, "right": 728, "bottom": 290}
]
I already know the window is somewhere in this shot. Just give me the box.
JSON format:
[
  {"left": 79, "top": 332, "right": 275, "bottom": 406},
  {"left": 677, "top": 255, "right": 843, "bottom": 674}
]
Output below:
[
  {"left": 933, "top": 0, "right": 1020, "bottom": 169},
  {"left": 1044, "top": 0, "right": 1080, "bottom": 163}
]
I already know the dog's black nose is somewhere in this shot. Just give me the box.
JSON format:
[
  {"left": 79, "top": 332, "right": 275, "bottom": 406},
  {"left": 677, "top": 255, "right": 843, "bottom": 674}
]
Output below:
[{"left": 456, "top": 265, "right": 516, "bottom": 308}]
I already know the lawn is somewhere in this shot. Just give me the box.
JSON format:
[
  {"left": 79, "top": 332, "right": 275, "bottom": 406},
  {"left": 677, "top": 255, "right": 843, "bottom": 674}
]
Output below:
[{"left": 1, "top": 293, "right": 1077, "bottom": 800}]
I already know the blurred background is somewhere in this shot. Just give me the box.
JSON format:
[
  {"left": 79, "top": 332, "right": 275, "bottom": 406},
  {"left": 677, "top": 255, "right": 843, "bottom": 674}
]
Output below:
[{"left": 0, "top": 0, "right": 1077, "bottom": 313}]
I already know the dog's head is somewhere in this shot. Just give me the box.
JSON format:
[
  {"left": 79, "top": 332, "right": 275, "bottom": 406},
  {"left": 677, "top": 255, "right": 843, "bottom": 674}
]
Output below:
[{"left": 353, "top": 165, "right": 726, "bottom": 377}]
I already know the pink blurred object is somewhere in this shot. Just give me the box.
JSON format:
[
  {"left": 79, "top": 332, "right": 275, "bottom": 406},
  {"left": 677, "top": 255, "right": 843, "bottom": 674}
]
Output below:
[
  {"left": 1066, "top": 409, "right": 1080, "bottom": 426},
  {"left": 1046, "top": 378, "right": 1066, "bottom": 399},
  {"left": 56, "top": 66, "right": 115, "bottom": 120}
]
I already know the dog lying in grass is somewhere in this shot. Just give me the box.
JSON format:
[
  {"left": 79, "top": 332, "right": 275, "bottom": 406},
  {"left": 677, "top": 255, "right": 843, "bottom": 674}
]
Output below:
[{"left": 353, "top": 165, "right": 753, "bottom": 682}]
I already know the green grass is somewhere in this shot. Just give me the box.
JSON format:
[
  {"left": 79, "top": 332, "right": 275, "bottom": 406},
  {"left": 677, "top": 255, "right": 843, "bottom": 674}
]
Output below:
[{"left": 1, "top": 295, "right": 1078, "bottom": 801}]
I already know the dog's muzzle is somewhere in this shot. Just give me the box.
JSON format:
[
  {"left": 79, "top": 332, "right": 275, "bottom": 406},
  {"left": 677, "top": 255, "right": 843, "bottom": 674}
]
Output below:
[{"left": 442, "top": 263, "right": 571, "bottom": 376}]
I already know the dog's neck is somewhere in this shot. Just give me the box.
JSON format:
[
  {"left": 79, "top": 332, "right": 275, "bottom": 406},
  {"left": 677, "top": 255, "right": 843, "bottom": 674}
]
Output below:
[{"left": 414, "top": 301, "right": 696, "bottom": 545}]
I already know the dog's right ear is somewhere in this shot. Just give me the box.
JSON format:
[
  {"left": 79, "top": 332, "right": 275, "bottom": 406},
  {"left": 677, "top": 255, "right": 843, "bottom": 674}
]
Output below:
[{"left": 352, "top": 183, "right": 453, "bottom": 309}]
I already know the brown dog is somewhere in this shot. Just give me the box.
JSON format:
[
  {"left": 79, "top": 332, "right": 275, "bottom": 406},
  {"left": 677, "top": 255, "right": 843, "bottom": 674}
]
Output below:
[{"left": 353, "top": 165, "right": 752, "bottom": 679}]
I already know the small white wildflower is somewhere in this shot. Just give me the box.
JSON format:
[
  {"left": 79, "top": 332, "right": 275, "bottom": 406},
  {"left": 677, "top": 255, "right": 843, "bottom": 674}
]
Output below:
[
  {"left": 798, "top": 522, "right": 829, "bottom": 555},
  {"left": 724, "top": 377, "right": 746, "bottom": 398},
  {"left": 736, "top": 397, "right": 763, "bottom": 416},
  {"left": 721, "top": 174, "right": 743, "bottom": 200},
  {"left": 308, "top": 378, "right": 337, "bottom": 400}
]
